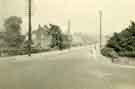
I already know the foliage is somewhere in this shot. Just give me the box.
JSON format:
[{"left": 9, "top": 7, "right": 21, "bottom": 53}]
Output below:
[
  {"left": 3, "top": 16, "right": 25, "bottom": 48},
  {"left": 101, "top": 47, "right": 118, "bottom": 58},
  {"left": 48, "top": 24, "right": 64, "bottom": 50},
  {"left": 104, "top": 21, "right": 135, "bottom": 57},
  {"left": 118, "top": 51, "right": 135, "bottom": 57},
  {"left": 4, "top": 16, "right": 22, "bottom": 35}
]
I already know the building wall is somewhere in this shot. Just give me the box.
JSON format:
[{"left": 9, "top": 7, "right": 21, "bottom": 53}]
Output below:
[{"left": 32, "top": 34, "right": 52, "bottom": 49}]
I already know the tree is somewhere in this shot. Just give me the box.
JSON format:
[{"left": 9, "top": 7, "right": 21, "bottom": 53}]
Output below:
[
  {"left": 104, "top": 21, "right": 135, "bottom": 57},
  {"left": 48, "top": 24, "right": 64, "bottom": 49},
  {"left": 3, "top": 16, "right": 25, "bottom": 48},
  {"left": 4, "top": 16, "right": 22, "bottom": 35}
]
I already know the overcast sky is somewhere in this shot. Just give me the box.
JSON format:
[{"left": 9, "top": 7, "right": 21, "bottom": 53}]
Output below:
[{"left": 1, "top": 0, "right": 135, "bottom": 36}]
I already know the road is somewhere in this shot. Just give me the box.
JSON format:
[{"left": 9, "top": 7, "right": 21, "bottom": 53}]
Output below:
[{"left": 0, "top": 46, "right": 135, "bottom": 89}]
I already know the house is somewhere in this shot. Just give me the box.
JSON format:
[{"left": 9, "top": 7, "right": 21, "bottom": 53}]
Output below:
[{"left": 31, "top": 25, "right": 52, "bottom": 49}]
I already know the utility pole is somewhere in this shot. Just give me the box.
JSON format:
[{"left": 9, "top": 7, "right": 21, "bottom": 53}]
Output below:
[
  {"left": 28, "top": 0, "right": 32, "bottom": 56},
  {"left": 99, "top": 10, "right": 103, "bottom": 49}
]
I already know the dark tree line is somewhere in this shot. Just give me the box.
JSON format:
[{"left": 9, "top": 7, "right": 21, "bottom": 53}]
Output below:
[{"left": 102, "top": 21, "right": 135, "bottom": 57}]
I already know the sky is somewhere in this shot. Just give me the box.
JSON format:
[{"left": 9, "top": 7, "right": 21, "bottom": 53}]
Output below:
[{"left": 0, "top": 0, "right": 135, "bottom": 36}]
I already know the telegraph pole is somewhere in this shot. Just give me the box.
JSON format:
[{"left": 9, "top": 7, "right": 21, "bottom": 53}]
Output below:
[
  {"left": 28, "top": 0, "right": 32, "bottom": 56},
  {"left": 99, "top": 10, "right": 103, "bottom": 49}
]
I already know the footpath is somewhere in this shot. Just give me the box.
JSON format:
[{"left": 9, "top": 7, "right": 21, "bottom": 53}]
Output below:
[{"left": 0, "top": 46, "right": 86, "bottom": 61}]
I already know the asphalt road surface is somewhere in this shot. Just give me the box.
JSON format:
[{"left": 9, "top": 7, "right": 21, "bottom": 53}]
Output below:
[{"left": 0, "top": 46, "right": 135, "bottom": 89}]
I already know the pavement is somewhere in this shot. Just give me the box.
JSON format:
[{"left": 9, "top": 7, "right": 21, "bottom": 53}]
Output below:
[{"left": 0, "top": 46, "right": 135, "bottom": 89}]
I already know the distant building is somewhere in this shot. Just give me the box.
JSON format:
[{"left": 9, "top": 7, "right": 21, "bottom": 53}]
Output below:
[
  {"left": 27, "top": 25, "right": 52, "bottom": 49},
  {"left": 71, "top": 32, "right": 97, "bottom": 46}
]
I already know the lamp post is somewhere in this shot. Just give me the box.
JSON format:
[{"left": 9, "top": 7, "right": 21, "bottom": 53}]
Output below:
[
  {"left": 68, "top": 19, "right": 71, "bottom": 49},
  {"left": 99, "top": 10, "right": 103, "bottom": 49}
]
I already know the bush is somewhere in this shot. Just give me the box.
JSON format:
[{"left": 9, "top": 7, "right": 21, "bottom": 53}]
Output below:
[
  {"left": 118, "top": 51, "right": 135, "bottom": 57},
  {"left": 104, "top": 21, "right": 135, "bottom": 58},
  {"left": 101, "top": 47, "right": 119, "bottom": 58},
  {"left": 0, "top": 47, "right": 52, "bottom": 57}
]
